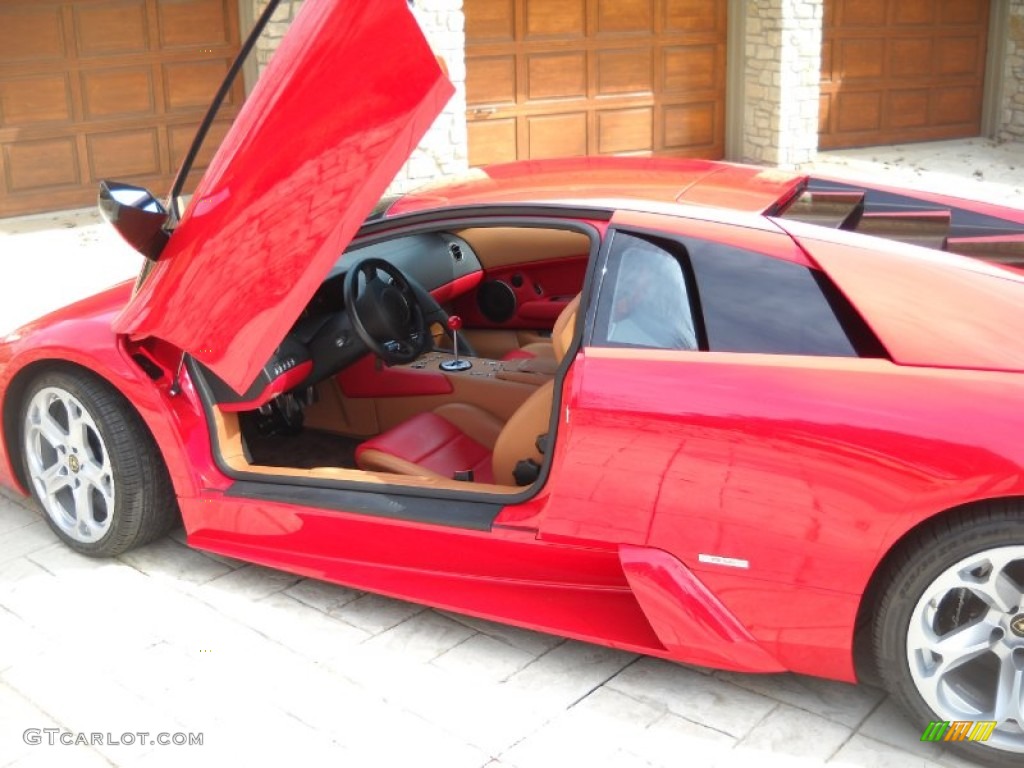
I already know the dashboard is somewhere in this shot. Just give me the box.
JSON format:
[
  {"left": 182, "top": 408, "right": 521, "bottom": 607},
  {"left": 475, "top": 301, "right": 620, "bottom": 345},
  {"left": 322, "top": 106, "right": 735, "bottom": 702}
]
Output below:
[{"left": 202, "top": 230, "right": 484, "bottom": 410}]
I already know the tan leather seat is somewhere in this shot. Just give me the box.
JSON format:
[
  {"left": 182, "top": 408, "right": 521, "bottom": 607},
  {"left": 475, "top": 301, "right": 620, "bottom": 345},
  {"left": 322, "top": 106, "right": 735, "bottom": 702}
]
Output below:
[
  {"left": 357, "top": 294, "right": 580, "bottom": 485},
  {"left": 499, "top": 296, "right": 580, "bottom": 361}
]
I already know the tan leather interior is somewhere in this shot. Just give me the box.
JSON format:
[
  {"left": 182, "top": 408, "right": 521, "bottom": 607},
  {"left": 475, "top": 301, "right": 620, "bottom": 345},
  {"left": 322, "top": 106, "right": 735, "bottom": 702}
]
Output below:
[
  {"left": 210, "top": 405, "right": 522, "bottom": 495},
  {"left": 431, "top": 403, "right": 504, "bottom": 448},
  {"left": 491, "top": 380, "right": 555, "bottom": 486},
  {"left": 358, "top": 353, "right": 541, "bottom": 436},
  {"left": 515, "top": 342, "right": 556, "bottom": 360},
  {"left": 214, "top": 227, "right": 586, "bottom": 491},
  {"left": 357, "top": 297, "right": 581, "bottom": 486},
  {"left": 552, "top": 294, "right": 581, "bottom": 360},
  {"left": 454, "top": 227, "right": 591, "bottom": 269},
  {"left": 488, "top": 293, "right": 580, "bottom": 363},
  {"left": 461, "top": 329, "right": 554, "bottom": 360}
]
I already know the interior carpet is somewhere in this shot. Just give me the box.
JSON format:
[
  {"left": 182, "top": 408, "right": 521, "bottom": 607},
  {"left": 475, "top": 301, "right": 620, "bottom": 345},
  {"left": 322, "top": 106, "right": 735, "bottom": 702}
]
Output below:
[{"left": 245, "top": 428, "right": 363, "bottom": 469}]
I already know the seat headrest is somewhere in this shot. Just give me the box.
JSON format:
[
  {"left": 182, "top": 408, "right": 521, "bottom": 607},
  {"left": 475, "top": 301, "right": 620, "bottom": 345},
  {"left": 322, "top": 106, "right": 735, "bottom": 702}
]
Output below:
[{"left": 552, "top": 294, "right": 581, "bottom": 362}]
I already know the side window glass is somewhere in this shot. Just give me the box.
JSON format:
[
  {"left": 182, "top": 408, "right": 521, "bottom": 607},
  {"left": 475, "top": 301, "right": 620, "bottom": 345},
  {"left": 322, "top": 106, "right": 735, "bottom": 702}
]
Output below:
[
  {"left": 594, "top": 233, "right": 698, "bottom": 350},
  {"left": 687, "top": 242, "right": 859, "bottom": 356}
]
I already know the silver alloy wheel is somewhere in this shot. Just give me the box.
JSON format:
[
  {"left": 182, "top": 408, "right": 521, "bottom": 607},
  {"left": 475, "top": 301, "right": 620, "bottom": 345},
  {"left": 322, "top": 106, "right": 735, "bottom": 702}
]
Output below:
[
  {"left": 23, "top": 386, "right": 115, "bottom": 543},
  {"left": 907, "top": 546, "right": 1024, "bottom": 753}
]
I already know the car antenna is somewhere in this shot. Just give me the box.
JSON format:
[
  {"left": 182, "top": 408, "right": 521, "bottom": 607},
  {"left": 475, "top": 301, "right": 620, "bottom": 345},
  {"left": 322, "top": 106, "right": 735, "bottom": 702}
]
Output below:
[{"left": 169, "top": 352, "right": 186, "bottom": 396}]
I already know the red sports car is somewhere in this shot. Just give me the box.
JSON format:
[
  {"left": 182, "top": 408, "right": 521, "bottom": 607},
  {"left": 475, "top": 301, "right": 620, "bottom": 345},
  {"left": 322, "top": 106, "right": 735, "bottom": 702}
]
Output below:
[{"left": 3, "top": 1, "right": 1024, "bottom": 763}]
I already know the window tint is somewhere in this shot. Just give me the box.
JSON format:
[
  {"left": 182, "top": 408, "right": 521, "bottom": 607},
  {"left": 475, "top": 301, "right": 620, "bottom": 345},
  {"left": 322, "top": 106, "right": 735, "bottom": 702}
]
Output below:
[
  {"left": 688, "top": 241, "right": 858, "bottom": 356},
  {"left": 593, "top": 229, "right": 879, "bottom": 358},
  {"left": 595, "top": 233, "right": 698, "bottom": 350}
]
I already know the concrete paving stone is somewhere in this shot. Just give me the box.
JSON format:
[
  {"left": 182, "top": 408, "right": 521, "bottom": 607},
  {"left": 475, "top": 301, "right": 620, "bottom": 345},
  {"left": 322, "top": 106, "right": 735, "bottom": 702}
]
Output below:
[
  {"left": 504, "top": 640, "right": 637, "bottom": 712},
  {"left": 499, "top": 686, "right": 664, "bottom": 768},
  {"left": 734, "top": 703, "right": 853, "bottom": 761},
  {"left": 624, "top": 711, "right": 737, "bottom": 767},
  {"left": 0, "top": 490, "right": 33, "bottom": 513},
  {"left": 278, "top": 665, "right": 490, "bottom": 768},
  {"left": 0, "top": 558, "right": 55, "bottom": 609},
  {"left": 607, "top": 657, "right": 778, "bottom": 740},
  {"left": 437, "top": 610, "right": 565, "bottom": 657},
  {"left": 361, "top": 609, "right": 476, "bottom": 664},
  {"left": 95, "top": 578, "right": 252, "bottom": 655},
  {"left": 11, "top": 546, "right": 168, "bottom": 653},
  {"left": 326, "top": 592, "right": 426, "bottom": 635},
  {"left": 712, "top": 670, "right": 885, "bottom": 729},
  {"left": 227, "top": 591, "right": 370, "bottom": 663},
  {"left": 324, "top": 644, "right": 551, "bottom": 756},
  {"left": 505, "top": 745, "right": 653, "bottom": 768},
  {"left": 0, "top": 607, "right": 38, "bottom": 675},
  {"left": 934, "top": 744, "right": 1010, "bottom": 768},
  {"left": 0, "top": 522, "right": 57, "bottom": 567},
  {"left": 857, "top": 697, "right": 948, "bottom": 761},
  {"left": 151, "top": 674, "right": 291, "bottom": 734},
  {"left": 188, "top": 581, "right": 372, "bottom": 663},
  {"left": 121, "top": 706, "right": 345, "bottom": 768},
  {"left": 9, "top": 746, "right": 111, "bottom": 768},
  {"left": 827, "top": 734, "right": 946, "bottom": 768},
  {"left": 157, "top": 631, "right": 317, "bottom": 707},
  {"left": 432, "top": 632, "right": 540, "bottom": 683},
  {"left": 2, "top": 656, "right": 185, "bottom": 765},
  {"left": 283, "top": 576, "right": 363, "bottom": 614},
  {"left": 0, "top": 681, "right": 64, "bottom": 767},
  {"left": 195, "top": 564, "right": 302, "bottom": 607},
  {"left": 117, "top": 538, "right": 234, "bottom": 589},
  {"left": 0, "top": 503, "right": 37, "bottom": 538},
  {"left": 104, "top": 643, "right": 203, "bottom": 698},
  {"left": 26, "top": 541, "right": 122, "bottom": 576}
]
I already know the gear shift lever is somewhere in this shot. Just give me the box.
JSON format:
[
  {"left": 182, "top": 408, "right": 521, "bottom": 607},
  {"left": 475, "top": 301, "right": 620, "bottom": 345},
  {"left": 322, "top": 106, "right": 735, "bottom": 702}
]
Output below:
[{"left": 440, "top": 315, "right": 472, "bottom": 371}]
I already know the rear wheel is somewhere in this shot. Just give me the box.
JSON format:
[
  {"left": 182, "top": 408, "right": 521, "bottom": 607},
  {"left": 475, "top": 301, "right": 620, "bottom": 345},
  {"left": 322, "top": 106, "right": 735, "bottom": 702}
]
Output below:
[
  {"left": 875, "top": 505, "right": 1024, "bottom": 765},
  {"left": 20, "top": 369, "right": 177, "bottom": 556}
]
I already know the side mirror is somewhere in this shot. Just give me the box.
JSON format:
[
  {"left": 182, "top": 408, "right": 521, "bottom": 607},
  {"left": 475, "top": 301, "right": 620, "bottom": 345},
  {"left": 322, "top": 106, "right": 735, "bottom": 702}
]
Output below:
[{"left": 98, "top": 180, "right": 170, "bottom": 261}]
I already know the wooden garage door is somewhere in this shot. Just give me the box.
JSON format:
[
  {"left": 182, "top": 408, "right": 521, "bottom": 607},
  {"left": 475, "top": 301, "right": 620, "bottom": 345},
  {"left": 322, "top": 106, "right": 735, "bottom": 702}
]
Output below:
[
  {"left": 819, "top": 0, "right": 989, "bottom": 150},
  {"left": 0, "top": 0, "right": 242, "bottom": 218},
  {"left": 464, "top": 0, "right": 727, "bottom": 166}
]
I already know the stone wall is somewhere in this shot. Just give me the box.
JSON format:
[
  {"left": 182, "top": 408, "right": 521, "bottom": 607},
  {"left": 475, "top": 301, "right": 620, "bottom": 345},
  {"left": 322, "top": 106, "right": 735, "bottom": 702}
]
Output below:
[
  {"left": 391, "top": 0, "right": 469, "bottom": 193},
  {"left": 742, "top": 0, "right": 823, "bottom": 167},
  {"left": 250, "top": 0, "right": 468, "bottom": 193},
  {"left": 252, "top": 0, "right": 303, "bottom": 75},
  {"left": 1001, "top": 0, "right": 1024, "bottom": 142}
]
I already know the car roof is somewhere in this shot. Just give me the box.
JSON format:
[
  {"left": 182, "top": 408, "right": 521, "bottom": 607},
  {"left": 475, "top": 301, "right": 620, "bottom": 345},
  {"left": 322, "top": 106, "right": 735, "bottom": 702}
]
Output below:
[{"left": 389, "top": 157, "right": 807, "bottom": 218}]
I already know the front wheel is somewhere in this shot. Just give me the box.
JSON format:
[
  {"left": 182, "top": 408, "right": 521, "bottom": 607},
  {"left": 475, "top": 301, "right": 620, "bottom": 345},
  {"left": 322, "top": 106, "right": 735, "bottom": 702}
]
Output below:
[
  {"left": 875, "top": 504, "right": 1024, "bottom": 765},
  {"left": 20, "top": 369, "right": 177, "bottom": 557}
]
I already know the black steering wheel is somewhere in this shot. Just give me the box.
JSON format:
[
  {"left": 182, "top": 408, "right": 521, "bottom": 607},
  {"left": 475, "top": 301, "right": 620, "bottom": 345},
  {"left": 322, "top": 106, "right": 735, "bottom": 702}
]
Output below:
[{"left": 343, "top": 258, "right": 433, "bottom": 365}]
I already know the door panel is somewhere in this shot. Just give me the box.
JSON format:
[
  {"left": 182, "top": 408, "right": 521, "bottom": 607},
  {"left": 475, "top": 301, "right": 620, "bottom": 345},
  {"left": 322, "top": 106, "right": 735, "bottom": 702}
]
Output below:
[{"left": 453, "top": 255, "right": 589, "bottom": 330}]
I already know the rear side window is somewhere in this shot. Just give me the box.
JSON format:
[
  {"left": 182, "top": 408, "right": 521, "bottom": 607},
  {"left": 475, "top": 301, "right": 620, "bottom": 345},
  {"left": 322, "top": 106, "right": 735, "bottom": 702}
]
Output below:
[
  {"left": 593, "top": 229, "right": 881, "bottom": 358},
  {"left": 594, "top": 233, "right": 698, "bottom": 351},
  {"left": 688, "top": 241, "right": 859, "bottom": 356}
]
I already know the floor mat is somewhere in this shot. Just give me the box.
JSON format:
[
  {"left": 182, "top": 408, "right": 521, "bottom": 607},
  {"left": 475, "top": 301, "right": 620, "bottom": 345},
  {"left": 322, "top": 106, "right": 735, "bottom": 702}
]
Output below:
[{"left": 245, "top": 428, "right": 363, "bottom": 469}]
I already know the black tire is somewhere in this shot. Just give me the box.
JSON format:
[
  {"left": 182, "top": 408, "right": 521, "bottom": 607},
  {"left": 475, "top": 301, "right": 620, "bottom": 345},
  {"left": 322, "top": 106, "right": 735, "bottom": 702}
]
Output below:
[
  {"left": 19, "top": 368, "right": 178, "bottom": 557},
  {"left": 874, "top": 502, "right": 1024, "bottom": 767}
]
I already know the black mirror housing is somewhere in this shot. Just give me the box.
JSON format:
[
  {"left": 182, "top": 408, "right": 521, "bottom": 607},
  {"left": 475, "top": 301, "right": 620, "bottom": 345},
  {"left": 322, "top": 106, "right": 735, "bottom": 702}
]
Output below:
[{"left": 98, "top": 180, "right": 170, "bottom": 261}]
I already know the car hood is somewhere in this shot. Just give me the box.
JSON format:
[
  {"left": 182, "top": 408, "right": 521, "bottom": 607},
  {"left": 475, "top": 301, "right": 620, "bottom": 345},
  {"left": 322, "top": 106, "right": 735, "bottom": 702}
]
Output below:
[{"left": 111, "top": 0, "right": 453, "bottom": 393}]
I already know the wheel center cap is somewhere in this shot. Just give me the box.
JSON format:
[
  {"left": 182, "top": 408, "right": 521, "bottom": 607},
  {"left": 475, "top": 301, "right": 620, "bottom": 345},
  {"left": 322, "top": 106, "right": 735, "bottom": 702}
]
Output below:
[
  {"left": 68, "top": 454, "right": 80, "bottom": 473},
  {"left": 1012, "top": 614, "right": 1024, "bottom": 638}
]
